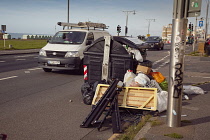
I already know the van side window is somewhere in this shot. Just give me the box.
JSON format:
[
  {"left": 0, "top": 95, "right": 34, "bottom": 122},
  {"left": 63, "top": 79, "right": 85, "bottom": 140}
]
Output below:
[{"left": 87, "top": 32, "right": 94, "bottom": 41}]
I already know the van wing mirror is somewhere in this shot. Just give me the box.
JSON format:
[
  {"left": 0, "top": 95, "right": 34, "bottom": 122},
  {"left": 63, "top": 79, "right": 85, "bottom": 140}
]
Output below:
[{"left": 86, "top": 40, "right": 92, "bottom": 45}]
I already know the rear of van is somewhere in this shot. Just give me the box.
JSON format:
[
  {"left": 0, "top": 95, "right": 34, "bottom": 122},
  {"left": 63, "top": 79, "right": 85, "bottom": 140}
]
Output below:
[{"left": 38, "top": 29, "right": 110, "bottom": 73}]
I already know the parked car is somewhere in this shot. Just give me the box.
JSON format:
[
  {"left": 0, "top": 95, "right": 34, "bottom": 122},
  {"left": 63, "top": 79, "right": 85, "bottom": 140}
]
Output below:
[
  {"left": 205, "top": 38, "right": 210, "bottom": 55},
  {"left": 145, "top": 36, "right": 164, "bottom": 50}
]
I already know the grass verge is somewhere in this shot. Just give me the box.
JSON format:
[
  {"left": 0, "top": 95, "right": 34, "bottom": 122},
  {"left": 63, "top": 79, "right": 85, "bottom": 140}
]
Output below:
[
  {"left": 164, "top": 133, "right": 183, "bottom": 139},
  {"left": 117, "top": 115, "right": 152, "bottom": 140},
  {"left": 0, "top": 39, "right": 47, "bottom": 50}
]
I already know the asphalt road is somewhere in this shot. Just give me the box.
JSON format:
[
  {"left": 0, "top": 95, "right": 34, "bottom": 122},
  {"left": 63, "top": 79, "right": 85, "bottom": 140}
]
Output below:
[
  {"left": 0, "top": 53, "right": 39, "bottom": 73},
  {"left": 0, "top": 45, "right": 173, "bottom": 140}
]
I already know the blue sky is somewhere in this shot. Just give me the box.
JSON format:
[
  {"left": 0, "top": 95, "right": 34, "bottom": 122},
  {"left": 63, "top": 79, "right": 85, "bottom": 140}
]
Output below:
[{"left": 0, "top": 0, "right": 208, "bottom": 37}]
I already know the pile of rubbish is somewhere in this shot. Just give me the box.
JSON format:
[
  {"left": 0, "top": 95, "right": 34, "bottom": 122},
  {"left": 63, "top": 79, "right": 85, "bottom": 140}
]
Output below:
[{"left": 123, "top": 65, "right": 168, "bottom": 113}]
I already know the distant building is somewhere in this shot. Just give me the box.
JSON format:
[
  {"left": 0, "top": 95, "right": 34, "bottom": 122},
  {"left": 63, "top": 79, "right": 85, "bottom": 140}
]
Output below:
[
  {"left": 22, "top": 34, "right": 52, "bottom": 40},
  {"left": 162, "top": 24, "right": 172, "bottom": 43},
  {"left": 3, "top": 34, "right": 11, "bottom": 39}
]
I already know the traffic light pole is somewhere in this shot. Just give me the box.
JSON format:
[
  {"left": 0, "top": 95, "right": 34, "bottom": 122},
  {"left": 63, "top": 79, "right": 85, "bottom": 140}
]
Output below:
[
  {"left": 193, "top": 17, "right": 197, "bottom": 52},
  {"left": 167, "top": 0, "right": 188, "bottom": 127}
]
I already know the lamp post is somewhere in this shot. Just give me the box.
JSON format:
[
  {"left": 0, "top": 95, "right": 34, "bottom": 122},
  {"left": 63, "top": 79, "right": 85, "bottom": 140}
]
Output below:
[
  {"left": 146, "top": 19, "right": 156, "bottom": 37},
  {"left": 67, "top": 0, "right": 70, "bottom": 29},
  {"left": 122, "top": 10, "right": 136, "bottom": 36}
]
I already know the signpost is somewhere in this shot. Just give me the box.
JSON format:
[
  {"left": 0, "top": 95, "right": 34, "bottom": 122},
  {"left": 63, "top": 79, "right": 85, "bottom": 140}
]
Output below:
[
  {"left": 1, "top": 25, "right": 6, "bottom": 48},
  {"left": 167, "top": 0, "right": 202, "bottom": 127},
  {"left": 199, "top": 20, "right": 203, "bottom": 27}
]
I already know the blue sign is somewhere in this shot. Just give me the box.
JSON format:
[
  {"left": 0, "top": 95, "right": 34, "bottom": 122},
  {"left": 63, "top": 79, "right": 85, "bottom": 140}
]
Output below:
[{"left": 199, "top": 21, "right": 203, "bottom": 27}]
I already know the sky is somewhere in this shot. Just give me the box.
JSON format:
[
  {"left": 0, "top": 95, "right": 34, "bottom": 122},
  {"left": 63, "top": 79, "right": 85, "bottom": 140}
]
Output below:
[{"left": 0, "top": 0, "right": 208, "bottom": 37}]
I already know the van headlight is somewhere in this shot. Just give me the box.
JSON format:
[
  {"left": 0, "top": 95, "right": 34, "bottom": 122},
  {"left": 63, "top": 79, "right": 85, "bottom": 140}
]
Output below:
[
  {"left": 39, "top": 49, "right": 46, "bottom": 56},
  {"left": 65, "top": 51, "right": 79, "bottom": 57}
]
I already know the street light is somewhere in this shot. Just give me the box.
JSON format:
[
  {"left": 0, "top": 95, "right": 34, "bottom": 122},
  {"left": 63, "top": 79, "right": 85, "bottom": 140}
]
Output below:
[
  {"left": 146, "top": 19, "right": 156, "bottom": 37},
  {"left": 122, "top": 10, "right": 136, "bottom": 36},
  {"left": 67, "top": 0, "right": 70, "bottom": 29}
]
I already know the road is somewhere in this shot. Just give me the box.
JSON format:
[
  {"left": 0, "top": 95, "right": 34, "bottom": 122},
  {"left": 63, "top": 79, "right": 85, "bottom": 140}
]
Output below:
[{"left": 0, "top": 45, "right": 172, "bottom": 140}]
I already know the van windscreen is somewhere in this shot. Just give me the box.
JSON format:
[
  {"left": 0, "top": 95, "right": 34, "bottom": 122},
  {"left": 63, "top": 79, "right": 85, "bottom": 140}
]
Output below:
[{"left": 49, "top": 31, "right": 86, "bottom": 44}]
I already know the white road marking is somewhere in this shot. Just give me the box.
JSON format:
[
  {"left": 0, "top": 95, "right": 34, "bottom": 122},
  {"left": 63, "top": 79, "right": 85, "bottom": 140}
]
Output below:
[
  {"left": 14, "top": 55, "right": 35, "bottom": 58},
  {"left": 153, "top": 51, "right": 170, "bottom": 71},
  {"left": 153, "top": 51, "right": 170, "bottom": 65},
  {"left": 16, "top": 59, "right": 26, "bottom": 61},
  {"left": 0, "top": 61, "right": 5, "bottom": 63},
  {"left": 28, "top": 68, "right": 41, "bottom": 71},
  {"left": 0, "top": 76, "right": 18, "bottom": 81}
]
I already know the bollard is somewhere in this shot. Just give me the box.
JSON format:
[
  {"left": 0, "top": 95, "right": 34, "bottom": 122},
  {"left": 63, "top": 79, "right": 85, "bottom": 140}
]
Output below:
[{"left": 9, "top": 44, "right": 13, "bottom": 49}]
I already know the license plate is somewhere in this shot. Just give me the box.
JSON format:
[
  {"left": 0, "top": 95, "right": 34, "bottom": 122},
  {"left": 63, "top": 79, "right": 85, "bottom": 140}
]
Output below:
[{"left": 48, "top": 60, "right": 60, "bottom": 65}]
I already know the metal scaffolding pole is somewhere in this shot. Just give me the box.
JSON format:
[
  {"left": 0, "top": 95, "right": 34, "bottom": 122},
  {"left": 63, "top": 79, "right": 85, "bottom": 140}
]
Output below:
[{"left": 167, "top": 0, "right": 188, "bottom": 127}]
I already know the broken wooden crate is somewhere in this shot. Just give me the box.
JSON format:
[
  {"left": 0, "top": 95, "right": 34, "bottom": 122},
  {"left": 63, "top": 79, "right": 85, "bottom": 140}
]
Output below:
[{"left": 92, "top": 84, "right": 157, "bottom": 111}]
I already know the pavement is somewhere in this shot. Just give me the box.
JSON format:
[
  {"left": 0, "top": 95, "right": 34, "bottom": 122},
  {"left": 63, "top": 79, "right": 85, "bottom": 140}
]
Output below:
[
  {"left": 134, "top": 50, "right": 210, "bottom": 139},
  {"left": 1, "top": 48, "right": 210, "bottom": 140}
]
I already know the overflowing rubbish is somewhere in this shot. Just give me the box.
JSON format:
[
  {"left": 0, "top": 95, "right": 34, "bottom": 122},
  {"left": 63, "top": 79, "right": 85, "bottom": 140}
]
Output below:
[
  {"left": 183, "top": 85, "right": 205, "bottom": 95},
  {"left": 157, "top": 91, "right": 168, "bottom": 113},
  {"left": 123, "top": 69, "right": 168, "bottom": 113},
  {"left": 134, "top": 72, "right": 151, "bottom": 87},
  {"left": 80, "top": 79, "right": 122, "bottom": 133},
  {"left": 149, "top": 72, "right": 165, "bottom": 83},
  {"left": 80, "top": 36, "right": 168, "bottom": 132},
  {"left": 123, "top": 70, "right": 136, "bottom": 87}
]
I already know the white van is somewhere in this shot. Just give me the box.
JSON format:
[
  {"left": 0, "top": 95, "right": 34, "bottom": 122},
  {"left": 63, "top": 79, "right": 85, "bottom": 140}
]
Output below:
[{"left": 38, "top": 24, "right": 110, "bottom": 73}]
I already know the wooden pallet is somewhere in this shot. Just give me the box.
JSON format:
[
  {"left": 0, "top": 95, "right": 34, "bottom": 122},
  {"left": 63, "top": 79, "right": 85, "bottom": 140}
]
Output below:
[{"left": 92, "top": 84, "right": 157, "bottom": 111}]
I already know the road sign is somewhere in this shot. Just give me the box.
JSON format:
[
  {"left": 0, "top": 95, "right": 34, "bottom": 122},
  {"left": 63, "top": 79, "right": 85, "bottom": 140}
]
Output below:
[
  {"left": 187, "top": 0, "right": 202, "bottom": 17},
  {"left": 1, "top": 25, "right": 6, "bottom": 31},
  {"left": 199, "top": 21, "right": 203, "bottom": 27}
]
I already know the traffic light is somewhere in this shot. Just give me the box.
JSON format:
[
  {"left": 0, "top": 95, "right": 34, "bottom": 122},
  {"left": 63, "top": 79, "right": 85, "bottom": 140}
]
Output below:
[
  {"left": 191, "top": 24, "right": 194, "bottom": 31},
  {"left": 125, "top": 26, "right": 128, "bottom": 35},
  {"left": 117, "top": 25, "right": 121, "bottom": 33},
  {"left": 188, "top": 22, "right": 192, "bottom": 31}
]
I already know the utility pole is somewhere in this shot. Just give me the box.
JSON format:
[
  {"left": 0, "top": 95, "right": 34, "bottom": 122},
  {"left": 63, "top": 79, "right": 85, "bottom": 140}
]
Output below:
[
  {"left": 122, "top": 10, "right": 136, "bottom": 36},
  {"left": 167, "top": 0, "right": 202, "bottom": 127},
  {"left": 146, "top": 19, "right": 156, "bottom": 37},
  {"left": 67, "top": 0, "right": 70, "bottom": 29},
  {"left": 167, "top": 0, "right": 188, "bottom": 127},
  {"left": 193, "top": 16, "right": 198, "bottom": 52}
]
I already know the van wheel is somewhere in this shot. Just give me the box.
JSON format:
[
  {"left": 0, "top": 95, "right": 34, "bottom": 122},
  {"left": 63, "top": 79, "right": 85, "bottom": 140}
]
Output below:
[{"left": 43, "top": 68, "right": 52, "bottom": 72}]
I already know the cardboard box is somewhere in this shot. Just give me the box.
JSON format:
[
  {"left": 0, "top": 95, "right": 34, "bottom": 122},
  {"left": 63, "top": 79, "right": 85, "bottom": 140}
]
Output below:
[{"left": 136, "top": 65, "right": 151, "bottom": 74}]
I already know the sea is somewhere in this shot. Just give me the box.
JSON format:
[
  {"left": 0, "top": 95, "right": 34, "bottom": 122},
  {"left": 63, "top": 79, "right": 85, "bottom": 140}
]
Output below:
[{"left": 7, "top": 33, "right": 53, "bottom": 39}]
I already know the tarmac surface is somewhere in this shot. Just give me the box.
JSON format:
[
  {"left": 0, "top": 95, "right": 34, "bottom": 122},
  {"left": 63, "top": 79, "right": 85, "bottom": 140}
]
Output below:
[{"left": 1, "top": 48, "right": 210, "bottom": 140}]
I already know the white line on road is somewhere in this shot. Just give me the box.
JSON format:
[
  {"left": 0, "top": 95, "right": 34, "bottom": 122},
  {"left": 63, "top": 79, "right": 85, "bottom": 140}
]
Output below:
[
  {"left": 0, "top": 61, "right": 5, "bottom": 63},
  {"left": 14, "top": 55, "right": 36, "bottom": 58},
  {"left": 16, "top": 59, "right": 26, "bottom": 61},
  {"left": 153, "top": 51, "right": 170, "bottom": 65},
  {"left": 0, "top": 76, "right": 18, "bottom": 81},
  {"left": 28, "top": 68, "right": 42, "bottom": 71}
]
